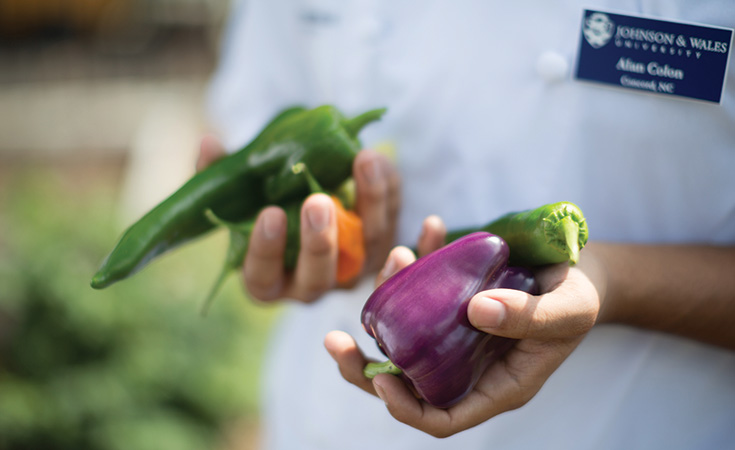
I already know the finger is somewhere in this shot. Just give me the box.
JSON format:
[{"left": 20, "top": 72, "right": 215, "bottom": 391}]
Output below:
[
  {"left": 196, "top": 135, "right": 227, "bottom": 171},
  {"left": 375, "top": 246, "right": 417, "bottom": 287},
  {"left": 353, "top": 150, "right": 401, "bottom": 272},
  {"left": 288, "top": 193, "right": 338, "bottom": 302},
  {"left": 416, "top": 215, "right": 446, "bottom": 257},
  {"left": 372, "top": 373, "right": 461, "bottom": 438},
  {"left": 243, "top": 206, "right": 288, "bottom": 301},
  {"left": 324, "top": 330, "right": 377, "bottom": 395},
  {"left": 375, "top": 337, "right": 579, "bottom": 438},
  {"left": 461, "top": 338, "right": 579, "bottom": 432},
  {"left": 468, "top": 267, "right": 599, "bottom": 340}
]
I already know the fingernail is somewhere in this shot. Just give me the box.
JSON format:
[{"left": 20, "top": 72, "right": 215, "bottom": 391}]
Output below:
[
  {"left": 473, "top": 297, "right": 506, "bottom": 329},
  {"left": 361, "top": 158, "right": 384, "bottom": 185},
  {"left": 261, "top": 210, "right": 282, "bottom": 240},
  {"left": 306, "top": 202, "right": 331, "bottom": 232}
]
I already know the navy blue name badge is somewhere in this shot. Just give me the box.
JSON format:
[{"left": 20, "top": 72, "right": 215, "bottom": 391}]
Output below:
[{"left": 575, "top": 10, "right": 733, "bottom": 103}]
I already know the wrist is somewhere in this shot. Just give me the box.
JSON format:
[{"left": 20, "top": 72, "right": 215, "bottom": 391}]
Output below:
[{"left": 581, "top": 242, "right": 618, "bottom": 326}]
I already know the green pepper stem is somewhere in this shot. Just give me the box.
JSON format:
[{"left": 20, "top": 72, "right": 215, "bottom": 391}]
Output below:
[
  {"left": 200, "top": 260, "right": 232, "bottom": 317},
  {"left": 344, "top": 108, "right": 387, "bottom": 138},
  {"left": 200, "top": 210, "right": 254, "bottom": 316},
  {"left": 561, "top": 216, "right": 581, "bottom": 264},
  {"left": 363, "top": 360, "right": 402, "bottom": 379},
  {"left": 543, "top": 214, "right": 581, "bottom": 265},
  {"left": 291, "top": 163, "right": 324, "bottom": 194}
]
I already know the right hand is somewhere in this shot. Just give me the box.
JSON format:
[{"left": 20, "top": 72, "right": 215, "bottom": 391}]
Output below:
[
  {"left": 325, "top": 215, "right": 605, "bottom": 438},
  {"left": 196, "top": 135, "right": 401, "bottom": 303}
]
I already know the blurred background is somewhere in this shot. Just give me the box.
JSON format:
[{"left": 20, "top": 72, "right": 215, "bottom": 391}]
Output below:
[{"left": 0, "top": 1, "right": 282, "bottom": 449}]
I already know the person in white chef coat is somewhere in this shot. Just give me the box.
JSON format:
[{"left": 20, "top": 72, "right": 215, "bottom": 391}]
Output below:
[{"left": 202, "top": 1, "right": 735, "bottom": 449}]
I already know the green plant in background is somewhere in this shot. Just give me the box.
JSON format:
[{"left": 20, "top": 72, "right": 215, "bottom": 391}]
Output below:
[{"left": 0, "top": 168, "right": 280, "bottom": 450}]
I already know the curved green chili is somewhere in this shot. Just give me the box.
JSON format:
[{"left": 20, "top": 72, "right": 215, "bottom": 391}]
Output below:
[
  {"left": 445, "top": 201, "right": 589, "bottom": 266},
  {"left": 91, "top": 105, "right": 385, "bottom": 290}
]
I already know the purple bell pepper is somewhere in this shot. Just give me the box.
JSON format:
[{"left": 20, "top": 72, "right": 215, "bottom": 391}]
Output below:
[{"left": 361, "top": 232, "right": 539, "bottom": 408}]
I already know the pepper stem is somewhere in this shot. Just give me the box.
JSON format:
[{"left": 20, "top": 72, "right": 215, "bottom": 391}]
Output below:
[
  {"left": 540, "top": 204, "right": 588, "bottom": 266},
  {"left": 200, "top": 259, "right": 233, "bottom": 317},
  {"left": 562, "top": 216, "right": 581, "bottom": 264},
  {"left": 542, "top": 215, "right": 581, "bottom": 265},
  {"left": 363, "top": 360, "right": 402, "bottom": 379},
  {"left": 200, "top": 210, "right": 254, "bottom": 316},
  {"left": 292, "top": 162, "right": 324, "bottom": 194},
  {"left": 344, "top": 108, "right": 387, "bottom": 138}
]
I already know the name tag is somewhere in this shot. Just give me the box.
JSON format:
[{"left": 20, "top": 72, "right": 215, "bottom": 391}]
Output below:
[{"left": 575, "top": 9, "right": 733, "bottom": 103}]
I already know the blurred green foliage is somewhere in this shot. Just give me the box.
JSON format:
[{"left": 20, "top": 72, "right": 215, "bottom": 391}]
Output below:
[{"left": 0, "top": 167, "right": 281, "bottom": 450}]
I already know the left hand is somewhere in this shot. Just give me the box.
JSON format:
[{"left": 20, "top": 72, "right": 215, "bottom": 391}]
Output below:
[
  {"left": 324, "top": 217, "right": 608, "bottom": 438},
  {"left": 197, "top": 135, "right": 401, "bottom": 303}
]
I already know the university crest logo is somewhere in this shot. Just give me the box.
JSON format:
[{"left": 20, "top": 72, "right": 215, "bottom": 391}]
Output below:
[{"left": 584, "top": 12, "right": 615, "bottom": 48}]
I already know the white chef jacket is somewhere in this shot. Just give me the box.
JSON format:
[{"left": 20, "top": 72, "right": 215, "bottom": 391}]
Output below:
[{"left": 207, "top": 1, "right": 735, "bottom": 449}]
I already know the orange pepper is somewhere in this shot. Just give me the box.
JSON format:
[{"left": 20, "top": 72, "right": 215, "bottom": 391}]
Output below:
[{"left": 331, "top": 195, "right": 365, "bottom": 284}]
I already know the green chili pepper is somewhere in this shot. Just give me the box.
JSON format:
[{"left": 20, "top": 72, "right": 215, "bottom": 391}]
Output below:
[
  {"left": 445, "top": 201, "right": 589, "bottom": 266},
  {"left": 199, "top": 164, "right": 358, "bottom": 315},
  {"left": 90, "top": 105, "right": 385, "bottom": 290},
  {"left": 250, "top": 107, "right": 387, "bottom": 203}
]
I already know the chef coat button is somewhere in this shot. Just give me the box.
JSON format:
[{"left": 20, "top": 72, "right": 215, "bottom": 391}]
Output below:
[{"left": 536, "top": 51, "right": 569, "bottom": 82}]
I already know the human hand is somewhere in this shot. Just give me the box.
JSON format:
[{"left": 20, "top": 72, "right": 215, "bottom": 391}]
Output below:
[
  {"left": 196, "top": 135, "right": 400, "bottom": 303},
  {"left": 325, "top": 217, "right": 608, "bottom": 437}
]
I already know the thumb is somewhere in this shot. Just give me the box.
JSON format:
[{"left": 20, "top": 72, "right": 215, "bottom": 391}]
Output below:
[{"left": 468, "top": 285, "right": 599, "bottom": 340}]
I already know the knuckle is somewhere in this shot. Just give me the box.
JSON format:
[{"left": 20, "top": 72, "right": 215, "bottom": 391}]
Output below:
[
  {"left": 359, "top": 177, "right": 389, "bottom": 202},
  {"left": 303, "top": 278, "right": 334, "bottom": 296},
  {"left": 385, "top": 404, "right": 413, "bottom": 427},
  {"left": 338, "top": 364, "right": 357, "bottom": 384},
  {"left": 507, "top": 392, "right": 534, "bottom": 411},
  {"left": 531, "top": 309, "right": 553, "bottom": 335},
  {"left": 361, "top": 225, "right": 386, "bottom": 250},
  {"left": 293, "top": 271, "right": 335, "bottom": 302},
  {"left": 248, "top": 245, "right": 279, "bottom": 261},
  {"left": 301, "top": 233, "right": 334, "bottom": 257},
  {"left": 244, "top": 278, "right": 281, "bottom": 301},
  {"left": 247, "top": 239, "right": 285, "bottom": 261},
  {"left": 508, "top": 310, "right": 538, "bottom": 340},
  {"left": 572, "top": 306, "right": 598, "bottom": 335},
  {"left": 552, "top": 299, "right": 598, "bottom": 337}
]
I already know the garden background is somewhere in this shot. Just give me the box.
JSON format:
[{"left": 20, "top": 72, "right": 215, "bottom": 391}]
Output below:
[{"left": 0, "top": 1, "right": 279, "bottom": 448}]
